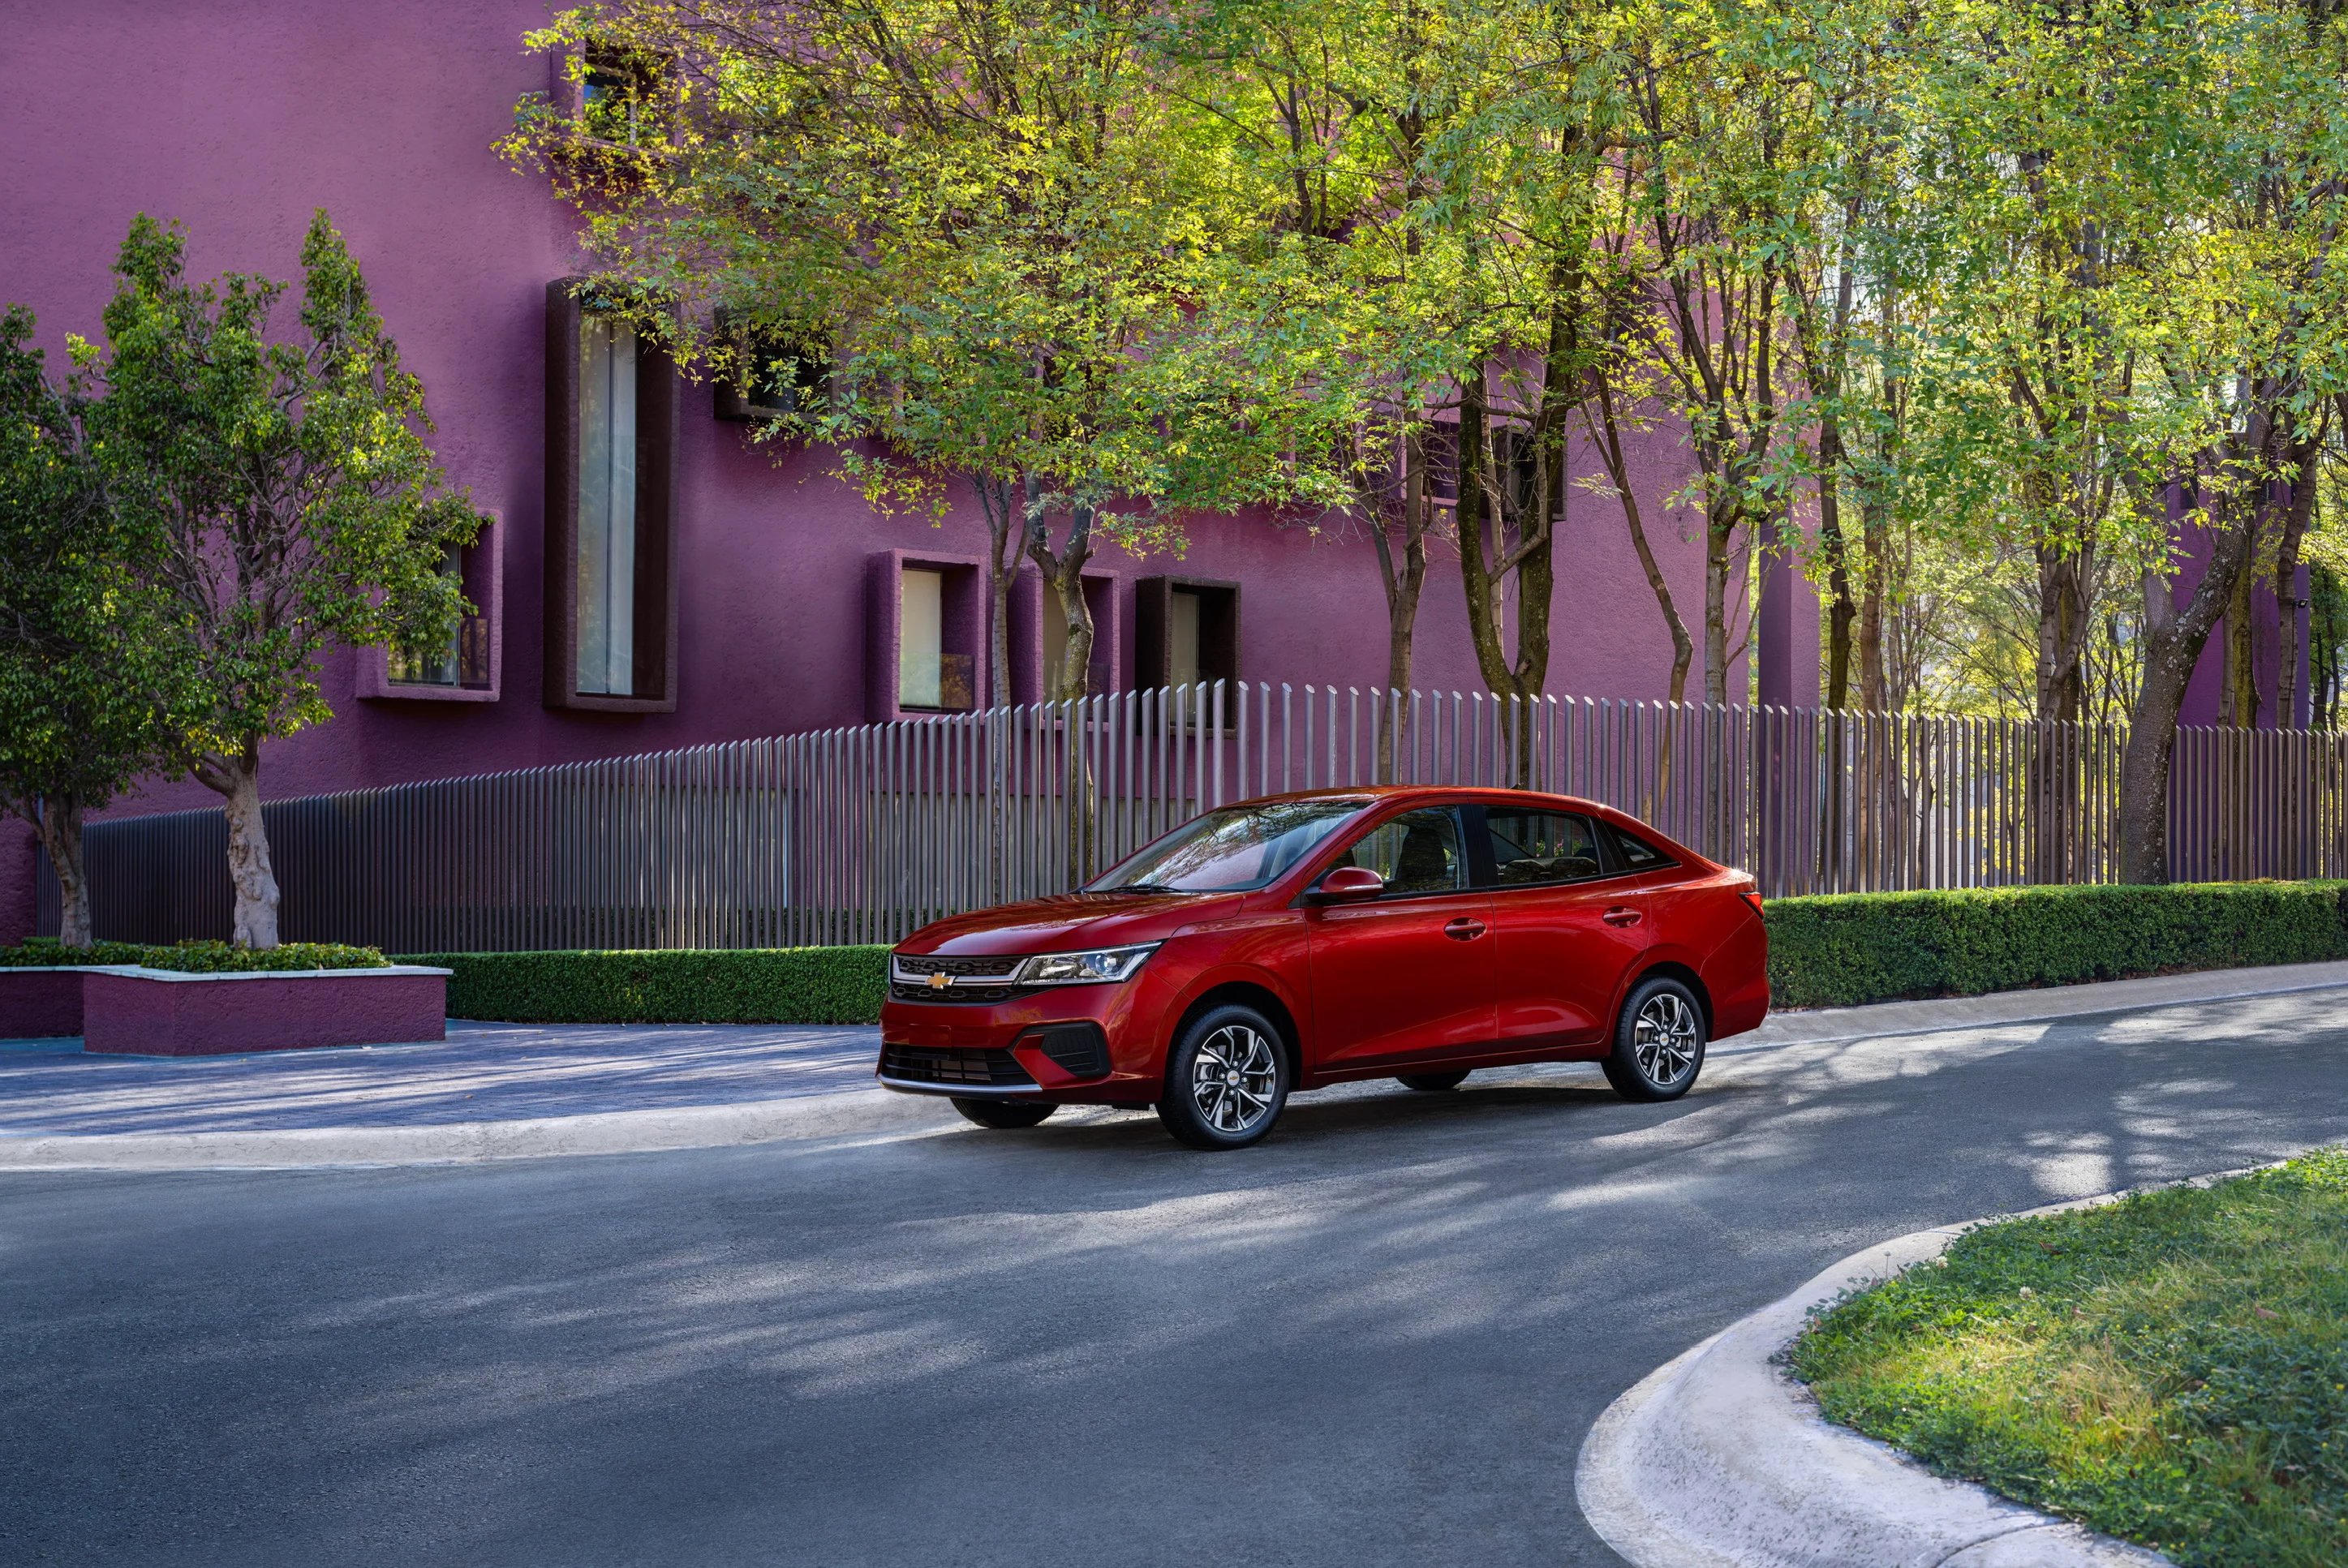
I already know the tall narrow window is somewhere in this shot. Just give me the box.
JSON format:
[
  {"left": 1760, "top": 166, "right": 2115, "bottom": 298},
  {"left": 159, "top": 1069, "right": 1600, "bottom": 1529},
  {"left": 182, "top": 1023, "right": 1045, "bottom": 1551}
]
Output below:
[
  {"left": 1169, "top": 588, "right": 1203, "bottom": 688},
  {"left": 577, "top": 316, "right": 638, "bottom": 695},
  {"left": 546, "top": 281, "right": 677, "bottom": 712},
  {"left": 899, "top": 567, "right": 944, "bottom": 709}
]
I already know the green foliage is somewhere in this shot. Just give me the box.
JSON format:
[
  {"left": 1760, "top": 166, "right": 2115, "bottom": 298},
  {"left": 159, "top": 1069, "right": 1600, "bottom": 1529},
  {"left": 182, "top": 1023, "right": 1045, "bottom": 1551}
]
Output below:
[
  {"left": 91, "top": 212, "right": 485, "bottom": 765},
  {"left": 1766, "top": 881, "right": 2348, "bottom": 1008},
  {"left": 0, "top": 304, "right": 182, "bottom": 943},
  {"left": 1790, "top": 1149, "right": 2348, "bottom": 1568},
  {"left": 0, "top": 939, "right": 389, "bottom": 972},
  {"left": 400, "top": 947, "right": 892, "bottom": 1025}
]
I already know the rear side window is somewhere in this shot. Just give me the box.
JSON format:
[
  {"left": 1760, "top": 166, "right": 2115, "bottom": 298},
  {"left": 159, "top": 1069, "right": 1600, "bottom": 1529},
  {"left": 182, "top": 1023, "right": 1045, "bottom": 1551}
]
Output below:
[
  {"left": 1481, "top": 808, "right": 1605, "bottom": 887},
  {"left": 1606, "top": 823, "right": 1675, "bottom": 871}
]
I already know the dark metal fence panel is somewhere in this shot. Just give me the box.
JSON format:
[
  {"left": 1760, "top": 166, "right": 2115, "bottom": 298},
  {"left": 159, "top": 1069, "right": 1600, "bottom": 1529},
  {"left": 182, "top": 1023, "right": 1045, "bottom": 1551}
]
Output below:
[{"left": 35, "top": 684, "right": 2348, "bottom": 947}]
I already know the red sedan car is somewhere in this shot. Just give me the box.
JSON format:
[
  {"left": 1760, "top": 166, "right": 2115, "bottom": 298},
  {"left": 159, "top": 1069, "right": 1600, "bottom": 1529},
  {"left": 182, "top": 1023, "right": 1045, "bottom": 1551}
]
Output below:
[{"left": 877, "top": 787, "right": 1769, "bottom": 1149}]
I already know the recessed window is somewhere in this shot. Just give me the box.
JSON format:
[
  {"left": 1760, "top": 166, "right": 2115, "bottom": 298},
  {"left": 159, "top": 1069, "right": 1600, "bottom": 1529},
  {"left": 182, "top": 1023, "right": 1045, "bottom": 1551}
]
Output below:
[
  {"left": 713, "top": 311, "right": 829, "bottom": 423},
  {"left": 546, "top": 281, "right": 678, "bottom": 712},
  {"left": 389, "top": 543, "right": 493, "bottom": 690},
  {"left": 1137, "top": 577, "right": 1240, "bottom": 692},
  {"left": 870, "top": 552, "right": 979, "bottom": 718},
  {"left": 1016, "top": 570, "right": 1120, "bottom": 702},
  {"left": 577, "top": 315, "right": 638, "bottom": 695}
]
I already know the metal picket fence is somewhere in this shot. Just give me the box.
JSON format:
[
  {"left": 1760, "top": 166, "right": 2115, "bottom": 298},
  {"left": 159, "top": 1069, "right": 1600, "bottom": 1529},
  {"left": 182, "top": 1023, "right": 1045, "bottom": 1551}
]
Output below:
[{"left": 44, "top": 681, "right": 2348, "bottom": 950}]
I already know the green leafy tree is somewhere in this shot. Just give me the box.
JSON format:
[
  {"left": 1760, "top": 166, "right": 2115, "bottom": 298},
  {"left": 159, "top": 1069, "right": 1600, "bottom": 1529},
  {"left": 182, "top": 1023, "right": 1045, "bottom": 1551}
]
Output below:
[
  {"left": 92, "top": 213, "right": 484, "bottom": 947},
  {"left": 507, "top": 0, "right": 1340, "bottom": 707},
  {"left": 0, "top": 307, "right": 176, "bottom": 947}
]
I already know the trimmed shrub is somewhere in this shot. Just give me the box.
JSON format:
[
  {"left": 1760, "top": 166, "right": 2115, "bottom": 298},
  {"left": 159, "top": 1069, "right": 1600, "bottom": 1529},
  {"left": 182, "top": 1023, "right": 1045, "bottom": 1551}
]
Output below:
[
  {"left": 0, "top": 939, "right": 390, "bottom": 972},
  {"left": 401, "top": 947, "right": 891, "bottom": 1025},
  {"left": 1766, "top": 881, "right": 2348, "bottom": 1009}
]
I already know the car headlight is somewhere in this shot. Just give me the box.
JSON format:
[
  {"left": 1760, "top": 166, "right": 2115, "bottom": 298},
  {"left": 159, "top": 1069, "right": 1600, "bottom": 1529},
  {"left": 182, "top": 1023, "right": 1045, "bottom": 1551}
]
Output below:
[{"left": 1011, "top": 943, "right": 1159, "bottom": 985}]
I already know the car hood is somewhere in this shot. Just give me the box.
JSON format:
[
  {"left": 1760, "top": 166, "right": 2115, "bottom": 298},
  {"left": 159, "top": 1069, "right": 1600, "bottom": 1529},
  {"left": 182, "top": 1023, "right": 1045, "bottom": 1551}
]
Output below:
[{"left": 897, "top": 891, "right": 1244, "bottom": 957}]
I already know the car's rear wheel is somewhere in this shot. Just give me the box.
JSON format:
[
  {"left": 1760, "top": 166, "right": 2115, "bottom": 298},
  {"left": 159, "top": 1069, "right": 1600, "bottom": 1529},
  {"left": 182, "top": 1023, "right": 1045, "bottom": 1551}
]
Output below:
[
  {"left": 951, "top": 1098, "right": 1057, "bottom": 1130},
  {"left": 1156, "top": 1004, "right": 1289, "bottom": 1150},
  {"left": 1396, "top": 1070, "right": 1471, "bottom": 1092},
  {"left": 1602, "top": 976, "right": 1706, "bottom": 1102}
]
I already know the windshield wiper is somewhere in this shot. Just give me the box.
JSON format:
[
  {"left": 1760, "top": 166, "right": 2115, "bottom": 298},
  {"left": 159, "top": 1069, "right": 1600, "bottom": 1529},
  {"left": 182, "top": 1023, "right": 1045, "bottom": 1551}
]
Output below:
[{"left": 1093, "top": 881, "right": 1180, "bottom": 895}]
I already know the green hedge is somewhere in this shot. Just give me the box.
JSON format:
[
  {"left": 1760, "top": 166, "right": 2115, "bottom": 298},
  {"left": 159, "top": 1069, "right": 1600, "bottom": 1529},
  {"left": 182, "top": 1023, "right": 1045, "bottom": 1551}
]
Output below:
[
  {"left": 400, "top": 946, "right": 891, "bottom": 1025},
  {"left": 1766, "top": 881, "right": 2348, "bottom": 1009},
  {"left": 389, "top": 882, "right": 2348, "bottom": 1025},
  {"left": 0, "top": 939, "right": 390, "bottom": 972}
]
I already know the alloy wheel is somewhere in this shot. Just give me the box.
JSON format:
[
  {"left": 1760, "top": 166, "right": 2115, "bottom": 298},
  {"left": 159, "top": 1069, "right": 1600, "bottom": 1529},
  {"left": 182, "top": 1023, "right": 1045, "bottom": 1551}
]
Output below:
[
  {"left": 1632, "top": 991, "right": 1701, "bottom": 1088},
  {"left": 1189, "top": 1023, "right": 1279, "bottom": 1136}
]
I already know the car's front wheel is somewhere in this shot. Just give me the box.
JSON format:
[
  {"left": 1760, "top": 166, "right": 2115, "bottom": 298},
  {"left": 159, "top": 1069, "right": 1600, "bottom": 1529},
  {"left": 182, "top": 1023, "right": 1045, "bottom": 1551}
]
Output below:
[
  {"left": 1157, "top": 1004, "right": 1290, "bottom": 1150},
  {"left": 1602, "top": 975, "right": 1706, "bottom": 1102},
  {"left": 951, "top": 1098, "right": 1057, "bottom": 1130}
]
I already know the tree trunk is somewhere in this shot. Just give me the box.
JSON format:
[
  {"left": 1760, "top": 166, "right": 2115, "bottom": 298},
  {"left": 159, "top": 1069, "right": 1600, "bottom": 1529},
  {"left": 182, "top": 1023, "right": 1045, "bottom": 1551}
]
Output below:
[
  {"left": 1856, "top": 494, "right": 1889, "bottom": 711},
  {"left": 1702, "top": 496, "right": 1739, "bottom": 707},
  {"left": 29, "top": 797, "right": 91, "bottom": 950},
  {"left": 211, "top": 746, "right": 281, "bottom": 948},
  {"left": 2032, "top": 542, "right": 2092, "bottom": 724},
  {"left": 2120, "top": 488, "right": 2262, "bottom": 883},
  {"left": 974, "top": 474, "right": 1019, "bottom": 707},
  {"left": 1817, "top": 453, "right": 1856, "bottom": 710},
  {"left": 2274, "top": 437, "right": 2321, "bottom": 728}
]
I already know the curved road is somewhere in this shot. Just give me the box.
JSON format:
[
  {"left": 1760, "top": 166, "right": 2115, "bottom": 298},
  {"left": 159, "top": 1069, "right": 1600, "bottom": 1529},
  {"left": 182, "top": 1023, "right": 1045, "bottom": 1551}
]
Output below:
[{"left": 5, "top": 989, "right": 2345, "bottom": 1566}]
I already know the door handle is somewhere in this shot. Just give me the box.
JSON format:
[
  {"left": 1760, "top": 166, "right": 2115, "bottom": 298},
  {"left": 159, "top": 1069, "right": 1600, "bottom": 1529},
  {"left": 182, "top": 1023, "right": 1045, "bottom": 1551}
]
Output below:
[
  {"left": 1443, "top": 917, "right": 1487, "bottom": 941},
  {"left": 1602, "top": 906, "right": 1643, "bottom": 927}
]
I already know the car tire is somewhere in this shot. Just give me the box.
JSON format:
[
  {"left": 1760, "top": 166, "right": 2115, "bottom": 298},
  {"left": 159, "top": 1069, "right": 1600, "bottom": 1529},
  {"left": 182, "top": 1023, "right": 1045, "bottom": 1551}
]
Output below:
[
  {"left": 951, "top": 1098, "right": 1057, "bottom": 1130},
  {"left": 1396, "top": 1070, "right": 1471, "bottom": 1092},
  {"left": 1155, "top": 1003, "right": 1291, "bottom": 1150},
  {"left": 1602, "top": 975, "right": 1706, "bottom": 1102}
]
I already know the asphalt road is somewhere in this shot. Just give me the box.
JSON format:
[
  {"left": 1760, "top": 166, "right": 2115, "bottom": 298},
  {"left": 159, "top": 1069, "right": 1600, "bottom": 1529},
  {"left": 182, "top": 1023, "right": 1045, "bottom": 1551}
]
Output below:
[{"left": 5, "top": 990, "right": 2346, "bottom": 1567}]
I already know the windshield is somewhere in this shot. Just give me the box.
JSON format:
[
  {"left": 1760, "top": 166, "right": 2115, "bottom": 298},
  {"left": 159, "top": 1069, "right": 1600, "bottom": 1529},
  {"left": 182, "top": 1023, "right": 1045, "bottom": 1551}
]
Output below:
[{"left": 1086, "top": 798, "right": 1368, "bottom": 894}]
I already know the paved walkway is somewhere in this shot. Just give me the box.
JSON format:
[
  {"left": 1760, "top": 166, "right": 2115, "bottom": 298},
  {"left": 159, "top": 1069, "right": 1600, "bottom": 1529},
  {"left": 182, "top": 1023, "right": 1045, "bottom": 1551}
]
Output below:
[
  {"left": 3, "top": 957, "right": 2345, "bottom": 1153},
  {"left": 0, "top": 1022, "right": 879, "bottom": 1138}
]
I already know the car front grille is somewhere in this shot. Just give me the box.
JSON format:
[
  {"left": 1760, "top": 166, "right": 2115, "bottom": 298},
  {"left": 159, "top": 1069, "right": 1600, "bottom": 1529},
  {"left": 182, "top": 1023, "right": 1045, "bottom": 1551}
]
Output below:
[
  {"left": 879, "top": 1045, "right": 1037, "bottom": 1089},
  {"left": 889, "top": 954, "right": 1035, "bottom": 1006}
]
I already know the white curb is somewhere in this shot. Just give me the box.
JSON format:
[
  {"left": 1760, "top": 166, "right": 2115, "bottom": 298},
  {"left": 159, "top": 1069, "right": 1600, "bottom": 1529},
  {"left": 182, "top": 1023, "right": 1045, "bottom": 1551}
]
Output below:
[
  {"left": 0, "top": 1087, "right": 959, "bottom": 1172},
  {"left": 1574, "top": 1196, "right": 2186, "bottom": 1568}
]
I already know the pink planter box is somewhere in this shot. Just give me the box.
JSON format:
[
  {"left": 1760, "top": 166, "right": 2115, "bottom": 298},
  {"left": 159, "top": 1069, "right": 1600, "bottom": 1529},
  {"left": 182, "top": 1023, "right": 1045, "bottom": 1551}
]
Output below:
[
  {"left": 0, "top": 967, "right": 97, "bottom": 1038},
  {"left": 73, "top": 966, "right": 450, "bottom": 1057}
]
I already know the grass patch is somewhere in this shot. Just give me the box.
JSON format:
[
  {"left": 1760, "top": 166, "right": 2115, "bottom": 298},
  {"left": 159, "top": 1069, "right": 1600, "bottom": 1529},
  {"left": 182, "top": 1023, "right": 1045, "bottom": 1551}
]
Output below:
[
  {"left": 1765, "top": 882, "right": 2348, "bottom": 1009},
  {"left": 1789, "top": 1150, "right": 2348, "bottom": 1567},
  {"left": 0, "top": 939, "right": 389, "bottom": 972}
]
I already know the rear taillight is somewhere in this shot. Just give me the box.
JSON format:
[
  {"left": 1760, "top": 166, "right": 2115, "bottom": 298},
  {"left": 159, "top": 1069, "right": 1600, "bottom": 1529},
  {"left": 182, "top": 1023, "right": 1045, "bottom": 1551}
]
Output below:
[{"left": 1739, "top": 890, "right": 1765, "bottom": 918}]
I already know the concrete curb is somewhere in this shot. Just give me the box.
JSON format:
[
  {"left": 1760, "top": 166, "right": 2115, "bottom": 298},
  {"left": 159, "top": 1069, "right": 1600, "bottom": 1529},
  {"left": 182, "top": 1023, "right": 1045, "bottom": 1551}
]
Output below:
[
  {"left": 1571, "top": 1184, "right": 2227, "bottom": 1568},
  {"left": 0, "top": 1088, "right": 958, "bottom": 1172}
]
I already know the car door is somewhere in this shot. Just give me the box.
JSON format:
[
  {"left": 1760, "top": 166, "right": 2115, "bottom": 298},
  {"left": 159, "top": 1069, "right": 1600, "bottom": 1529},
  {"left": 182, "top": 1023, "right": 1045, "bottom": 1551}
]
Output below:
[
  {"left": 1303, "top": 804, "right": 1498, "bottom": 1069},
  {"left": 1478, "top": 805, "right": 1653, "bottom": 1052}
]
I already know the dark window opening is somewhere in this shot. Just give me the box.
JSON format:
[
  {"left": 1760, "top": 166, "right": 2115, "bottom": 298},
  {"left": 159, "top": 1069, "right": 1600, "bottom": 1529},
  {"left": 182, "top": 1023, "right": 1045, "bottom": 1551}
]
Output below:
[
  {"left": 545, "top": 280, "right": 679, "bottom": 712},
  {"left": 713, "top": 309, "right": 830, "bottom": 423},
  {"left": 1605, "top": 823, "right": 1675, "bottom": 872},
  {"left": 1136, "top": 576, "right": 1240, "bottom": 693},
  {"left": 389, "top": 536, "right": 495, "bottom": 690}
]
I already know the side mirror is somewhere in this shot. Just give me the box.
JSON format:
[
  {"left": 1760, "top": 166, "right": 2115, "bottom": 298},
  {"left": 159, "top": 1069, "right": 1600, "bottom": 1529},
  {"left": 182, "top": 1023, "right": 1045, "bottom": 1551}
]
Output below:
[{"left": 1307, "top": 866, "right": 1386, "bottom": 904}]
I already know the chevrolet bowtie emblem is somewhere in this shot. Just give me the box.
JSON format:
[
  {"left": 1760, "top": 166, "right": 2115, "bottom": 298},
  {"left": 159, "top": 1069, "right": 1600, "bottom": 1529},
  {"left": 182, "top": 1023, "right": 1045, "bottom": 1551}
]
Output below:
[{"left": 926, "top": 971, "right": 953, "bottom": 990}]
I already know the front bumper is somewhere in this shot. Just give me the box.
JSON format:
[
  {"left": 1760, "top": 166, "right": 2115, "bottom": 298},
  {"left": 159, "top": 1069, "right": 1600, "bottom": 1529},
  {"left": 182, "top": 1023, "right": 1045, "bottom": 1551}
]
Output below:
[{"left": 877, "top": 977, "right": 1165, "bottom": 1102}]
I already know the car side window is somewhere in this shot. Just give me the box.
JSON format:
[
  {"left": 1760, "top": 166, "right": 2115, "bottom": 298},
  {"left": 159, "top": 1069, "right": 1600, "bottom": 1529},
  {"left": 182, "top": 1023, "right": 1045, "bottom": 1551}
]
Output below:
[
  {"left": 1606, "top": 823, "right": 1675, "bottom": 871},
  {"left": 1330, "top": 807, "right": 1468, "bottom": 896},
  {"left": 1482, "top": 808, "right": 1605, "bottom": 888}
]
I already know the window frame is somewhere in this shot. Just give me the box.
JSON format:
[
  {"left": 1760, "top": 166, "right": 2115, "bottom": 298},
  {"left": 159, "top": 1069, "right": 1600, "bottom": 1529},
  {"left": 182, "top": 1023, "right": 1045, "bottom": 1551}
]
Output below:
[
  {"left": 358, "top": 512, "right": 505, "bottom": 705},
  {"left": 544, "top": 279, "right": 680, "bottom": 714},
  {"left": 711, "top": 307, "right": 830, "bottom": 424},
  {"left": 1010, "top": 566, "right": 1121, "bottom": 702},
  {"left": 1135, "top": 575, "right": 1240, "bottom": 695},
  {"left": 1314, "top": 802, "right": 1476, "bottom": 904},
  {"left": 867, "top": 549, "right": 984, "bottom": 720},
  {"left": 1475, "top": 804, "right": 1611, "bottom": 891}
]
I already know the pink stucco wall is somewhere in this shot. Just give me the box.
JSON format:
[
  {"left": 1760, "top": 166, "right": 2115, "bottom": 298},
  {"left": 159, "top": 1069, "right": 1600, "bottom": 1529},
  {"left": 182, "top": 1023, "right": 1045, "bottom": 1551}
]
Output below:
[{"left": 2, "top": 0, "right": 1778, "bottom": 840}]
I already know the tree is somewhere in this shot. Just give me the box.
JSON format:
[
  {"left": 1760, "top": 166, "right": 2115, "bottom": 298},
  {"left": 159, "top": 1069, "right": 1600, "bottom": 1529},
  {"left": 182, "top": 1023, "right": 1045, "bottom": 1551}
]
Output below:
[
  {"left": 0, "top": 307, "right": 175, "bottom": 947},
  {"left": 92, "top": 213, "right": 483, "bottom": 946},
  {"left": 507, "top": 0, "right": 1332, "bottom": 708}
]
